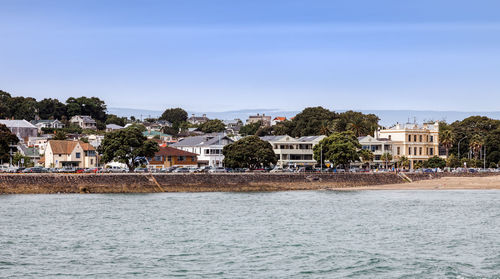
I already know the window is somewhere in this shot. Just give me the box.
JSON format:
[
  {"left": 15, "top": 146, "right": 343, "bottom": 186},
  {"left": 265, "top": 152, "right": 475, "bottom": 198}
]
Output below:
[
  {"left": 430, "top": 136, "right": 434, "bottom": 142},
  {"left": 408, "top": 135, "right": 411, "bottom": 142},
  {"left": 408, "top": 147, "right": 411, "bottom": 155},
  {"left": 179, "top": 156, "right": 185, "bottom": 161},
  {"left": 191, "top": 156, "right": 196, "bottom": 161},
  {"left": 429, "top": 148, "right": 434, "bottom": 155},
  {"left": 90, "top": 159, "right": 94, "bottom": 164},
  {"left": 388, "top": 135, "right": 392, "bottom": 140},
  {"left": 154, "top": 156, "right": 162, "bottom": 161},
  {"left": 419, "top": 135, "right": 422, "bottom": 142},
  {"left": 414, "top": 135, "right": 417, "bottom": 142},
  {"left": 414, "top": 147, "right": 417, "bottom": 156},
  {"left": 167, "top": 156, "right": 172, "bottom": 162},
  {"left": 397, "top": 147, "right": 400, "bottom": 155},
  {"left": 76, "top": 152, "right": 81, "bottom": 159},
  {"left": 419, "top": 147, "right": 422, "bottom": 155}
]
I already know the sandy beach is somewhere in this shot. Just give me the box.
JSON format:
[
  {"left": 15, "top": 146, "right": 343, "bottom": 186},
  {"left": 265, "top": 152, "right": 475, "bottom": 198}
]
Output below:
[{"left": 329, "top": 175, "right": 500, "bottom": 190}]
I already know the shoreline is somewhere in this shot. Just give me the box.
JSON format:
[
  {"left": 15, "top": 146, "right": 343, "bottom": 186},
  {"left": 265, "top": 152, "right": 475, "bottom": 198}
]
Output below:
[{"left": 1, "top": 173, "right": 499, "bottom": 194}]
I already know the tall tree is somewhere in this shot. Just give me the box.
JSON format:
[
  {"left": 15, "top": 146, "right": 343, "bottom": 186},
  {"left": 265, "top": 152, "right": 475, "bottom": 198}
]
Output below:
[
  {"left": 66, "top": 96, "right": 107, "bottom": 122},
  {"left": 98, "top": 127, "right": 159, "bottom": 171},
  {"left": 313, "top": 131, "right": 361, "bottom": 169},
  {"left": 198, "top": 119, "right": 226, "bottom": 133},
  {"left": 290, "top": 107, "right": 336, "bottom": 137},
  {"left": 381, "top": 152, "right": 393, "bottom": 169},
  {"left": 0, "top": 124, "right": 19, "bottom": 163},
  {"left": 239, "top": 121, "right": 262, "bottom": 136},
  {"left": 398, "top": 156, "right": 410, "bottom": 169},
  {"left": 159, "top": 108, "right": 188, "bottom": 130},
  {"left": 223, "top": 136, "right": 277, "bottom": 169},
  {"left": 37, "top": 98, "right": 67, "bottom": 120},
  {"left": 440, "top": 128, "right": 454, "bottom": 157}
]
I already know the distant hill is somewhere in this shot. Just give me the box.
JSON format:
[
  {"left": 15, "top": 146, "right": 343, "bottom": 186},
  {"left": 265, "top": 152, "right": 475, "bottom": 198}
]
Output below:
[{"left": 108, "top": 107, "right": 500, "bottom": 127}]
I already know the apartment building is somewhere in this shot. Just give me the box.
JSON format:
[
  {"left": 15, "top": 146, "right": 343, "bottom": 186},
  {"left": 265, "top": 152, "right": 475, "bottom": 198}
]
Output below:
[
  {"left": 261, "top": 135, "right": 325, "bottom": 167},
  {"left": 42, "top": 140, "right": 97, "bottom": 168}
]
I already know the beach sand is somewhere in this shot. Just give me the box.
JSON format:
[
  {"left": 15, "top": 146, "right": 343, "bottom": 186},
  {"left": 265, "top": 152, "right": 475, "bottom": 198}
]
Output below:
[{"left": 329, "top": 175, "right": 500, "bottom": 190}]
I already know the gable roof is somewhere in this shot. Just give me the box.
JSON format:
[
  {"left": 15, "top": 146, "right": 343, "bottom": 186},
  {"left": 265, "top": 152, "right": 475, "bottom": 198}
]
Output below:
[
  {"left": 273, "top": 117, "right": 286, "bottom": 121},
  {"left": 155, "top": 146, "right": 198, "bottom": 157},
  {"left": 48, "top": 140, "right": 95, "bottom": 154},
  {"left": 172, "top": 133, "right": 233, "bottom": 147},
  {"left": 106, "top": 124, "right": 124, "bottom": 130},
  {"left": 0, "top": 120, "right": 37, "bottom": 128}
]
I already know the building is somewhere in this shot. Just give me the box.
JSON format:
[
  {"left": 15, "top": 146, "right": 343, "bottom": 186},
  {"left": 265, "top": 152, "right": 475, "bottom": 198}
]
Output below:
[
  {"left": 188, "top": 114, "right": 209, "bottom": 125},
  {"left": 358, "top": 135, "right": 394, "bottom": 168},
  {"left": 86, "top": 134, "right": 105, "bottom": 149},
  {"left": 69, "top": 115, "right": 97, "bottom": 130},
  {"left": 376, "top": 122, "right": 441, "bottom": 169},
  {"left": 0, "top": 120, "right": 38, "bottom": 141},
  {"left": 105, "top": 124, "right": 124, "bottom": 132},
  {"left": 246, "top": 113, "right": 271, "bottom": 127},
  {"left": 261, "top": 135, "right": 326, "bottom": 167},
  {"left": 272, "top": 117, "right": 286, "bottom": 126},
  {"left": 18, "top": 144, "right": 41, "bottom": 166},
  {"left": 223, "top": 119, "right": 243, "bottom": 135},
  {"left": 31, "top": 120, "right": 65, "bottom": 133},
  {"left": 27, "top": 136, "right": 53, "bottom": 155},
  {"left": 147, "top": 146, "right": 198, "bottom": 169},
  {"left": 171, "top": 133, "right": 233, "bottom": 167},
  {"left": 43, "top": 140, "right": 97, "bottom": 168},
  {"left": 142, "top": 130, "right": 173, "bottom": 142}
]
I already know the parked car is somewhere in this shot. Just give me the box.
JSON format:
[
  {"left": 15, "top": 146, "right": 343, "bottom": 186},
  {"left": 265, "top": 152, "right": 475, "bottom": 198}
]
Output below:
[
  {"left": 209, "top": 167, "right": 227, "bottom": 173},
  {"left": 173, "top": 167, "right": 190, "bottom": 173},
  {"left": 106, "top": 167, "right": 128, "bottom": 173},
  {"left": 134, "top": 167, "right": 149, "bottom": 173},
  {"left": 60, "top": 167, "right": 76, "bottom": 173},
  {"left": 22, "top": 167, "right": 48, "bottom": 173}
]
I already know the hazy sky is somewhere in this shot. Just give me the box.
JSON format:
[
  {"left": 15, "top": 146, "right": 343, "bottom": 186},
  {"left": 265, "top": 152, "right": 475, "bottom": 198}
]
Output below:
[{"left": 1, "top": 0, "right": 500, "bottom": 112}]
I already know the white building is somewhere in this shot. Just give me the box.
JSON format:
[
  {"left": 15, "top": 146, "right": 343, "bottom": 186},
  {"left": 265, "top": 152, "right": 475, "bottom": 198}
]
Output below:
[
  {"left": 358, "top": 135, "right": 394, "bottom": 168},
  {"left": 28, "top": 136, "right": 53, "bottom": 155},
  {"left": 246, "top": 113, "right": 271, "bottom": 127},
  {"left": 31, "top": 120, "right": 65, "bottom": 132},
  {"left": 0, "top": 120, "right": 38, "bottom": 141},
  {"left": 261, "top": 135, "right": 326, "bottom": 167},
  {"left": 69, "top": 115, "right": 97, "bottom": 130},
  {"left": 171, "top": 133, "right": 233, "bottom": 167}
]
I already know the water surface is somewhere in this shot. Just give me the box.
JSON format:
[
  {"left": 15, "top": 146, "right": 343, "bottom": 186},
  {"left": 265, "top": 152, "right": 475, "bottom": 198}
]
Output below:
[{"left": 1, "top": 191, "right": 499, "bottom": 278}]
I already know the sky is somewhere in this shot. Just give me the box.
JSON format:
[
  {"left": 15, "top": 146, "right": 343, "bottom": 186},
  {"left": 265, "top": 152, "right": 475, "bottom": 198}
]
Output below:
[{"left": 1, "top": 0, "right": 500, "bottom": 112}]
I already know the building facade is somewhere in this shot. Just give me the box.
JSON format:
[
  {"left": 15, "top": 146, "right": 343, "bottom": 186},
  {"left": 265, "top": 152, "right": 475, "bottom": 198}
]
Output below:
[
  {"left": 147, "top": 146, "right": 198, "bottom": 169},
  {"left": 358, "top": 135, "right": 394, "bottom": 168},
  {"left": 43, "top": 140, "right": 97, "bottom": 168},
  {"left": 31, "top": 120, "right": 65, "bottom": 132},
  {"left": 246, "top": 113, "right": 271, "bottom": 127},
  {"left": 69, "top": 115, "right": 97, "bottom": 130},
  {"left": 0, "top": 120, "right": 38, "bottom": 141},
  {"left": 261, "top": 135, "right": 325, "bottom": 167},
  {"left": 377, "top": 122, "right": 441, "bottom": 169},
  {"left": 171, "top": 133, "right": 233, "bottom": 167}
]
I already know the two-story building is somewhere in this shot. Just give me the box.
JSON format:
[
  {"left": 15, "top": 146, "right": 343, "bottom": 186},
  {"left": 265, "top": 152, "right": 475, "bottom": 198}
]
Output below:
[
  {"left": 0, "top": 120, "right": 38, "bottom": 141},
  {"left": 377, "top": 122, "right": 441, "bottom": 169},
  {"left": 69, "top": 115, "right": 97, "bottom": 130},
  {"left": 171, "top": 133, "right": 233, "bottom": 167},
  {"left": 147, "top": 146, "right": 198, "bottom": 169},
  {"left": 31, "top": 119, "right": 65, "bottom": 133},
  {"left": 358, "top": 135, "right": 394, "bottom": 168},
  {"left": 42, "top": 140, "right": 97, "bottom": 168},
  {"left": 246, "top": 113, "right": 271, "bottom": 127},
  {"left": 187, "top": 114, "right": 209, "bottom": 125},
  {"left": 261, "top": 135, "right": 325, "bottom": 167}
]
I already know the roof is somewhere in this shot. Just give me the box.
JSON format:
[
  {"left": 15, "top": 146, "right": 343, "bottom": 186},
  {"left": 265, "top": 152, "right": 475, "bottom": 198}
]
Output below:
[
  {"left": 31, "top": 119, "right": 61, "bottom": 124},
  {"left": 273, "top": 117, "right": 286, "bottom": 121},
  {"left": 172, "top": 133, "right": 233, "bottom": 147},
  {"left": 261, "top": 135, "right": 326, "bottom": 143},
  {"left": 106, "top": 124, "right": 124, "bottom": 130},
  {"left": 143, "top": 130, "right": 171, "bottom": 137},
  {"left": 297, "top": 135, "right": 325, "bottom": 142},
  {"left": 155, "top": 146, "right": 198, "bottom": 157},
  {"left": 48, "top": 140, "right": 95, "bottom": 154},
  {"left": 0, "top": 120, "right": 37, "bottom": 128},
  {"left": 71, "top": 115, "right": 96, "bottom": 123}
]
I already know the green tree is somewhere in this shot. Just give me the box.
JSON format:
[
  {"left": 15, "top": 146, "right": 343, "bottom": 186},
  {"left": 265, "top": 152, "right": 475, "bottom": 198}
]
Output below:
[
  {"left": 271, "top": 120, "right": 293, "bottom": 136},
  {"left": 198, "top": 119, "right": 226, "bottom": 133},
  {"left": 239, "top": 121, "right": 262, "bottom": 136},
  {"left": 105, "top": 114, "right": 126, "bottom": 126},
  {"left": 313, "top": 131, "right": 361, "bottom": 169},
  {"left": 159, "top": 108, "right": 188, "bottom": 130},
  {"left": 12, "top": 152, "right": 33, "bottom": 167},
  {"left": 53, "top": 131, "right": 67, "bottom": 140},
  {"left": 398, "top": 156, "right": 410, "bottom": 169},
  {"left": 222, "top": 135, "right": 277, "bottom": 169},
  {"left": 359, "top": 149, "right": 374, "bottom": 168},
  {"left": 439, "top": 128, "right": 454, "bottom": 157},
  {"left": 37, "top": 98, "right": 67, "bottom": 120},
  {"left": 0, "top": 124, "right": 19, "bottom": 163},
  {"left": 469, "top": 135, "right": 484, "bottom": 160},
  {"left": 290, "top": 107, "right": 336, "bottom": 137},
  {"left": 9, "top": 96, "right": 38, "bottom": 120},
  {"left": 98, "top": 127, "right": 159, "bottom": 171},
  {"left": 66, "top": 96, "right": 107, "bottom": 122},
  {"left": 0, "top": 90, "right": 12, "bottom": 118},
  {"left": 331, "top": 111, "right": 380, "bottom": 137},
  {"left": 381, "top": 152, "right": 393, "bottom": 169},
  {"left": 424, "top": 156, "right": 446, "bottom": 169},
  {"left": 446, "top": 154, "right": 460, "bottom": 168}
]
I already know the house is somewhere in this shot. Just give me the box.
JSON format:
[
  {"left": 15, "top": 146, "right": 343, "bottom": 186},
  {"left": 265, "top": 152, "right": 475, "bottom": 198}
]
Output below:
[
  {"left": 27, "top": 135, "right": 53, "bottom": 154},
  {"left": 18, "top": 144, "right": 41, "bottom": 166},
  {"left": 358, "top": 135, "right": 394, "bottom": 168},
  {"left": 43, "top": 140, "right": 97, "bottom": 168},
  {"left": 376, "top": 122, "right": 441, "bottom": 169},
  {"left": 147, "top": 146, "right": 198, "bottom": 169},
  {"left": 105, "top": 124, "right": 124, "bottom": 132},
  {"left": 143, "top": 120, "right": 172, "bottom": 132},
  {"left": 0, "top": 120, "right": 38, "bottom": 141},
  {"left": 171, "top": 133, "right": 233, "bottom": 167},
  {"left": 31, "top": 119, "right": 65, "bottom": 132},
  {"left": 187, "top": 114, "right": 209, "bottom": 125},
  {"left": 69, "top": 115, "right": 97, "bottom": 130},
  {"left": 246, "top": 113, "right": 271, "bottom": 127},
  {"left": 261, "top": 135, "right": 326, "bottom": 167},
  {"left": 86, "top": 134, "right": 105, "bottom": 149},
  {"left": 272, "top": 117, "right": 287, "bottom": 126},
  {"left": 223, "top": 119, "right": 243, "bottom": 135}
]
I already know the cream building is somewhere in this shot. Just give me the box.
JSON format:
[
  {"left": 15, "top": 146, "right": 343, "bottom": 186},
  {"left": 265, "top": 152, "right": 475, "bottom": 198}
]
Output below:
[
  {"left": 42, "top": 140, "right": 97, "bottom": 168},
  {"left": 376, "top": 122, "right": 441, "bottom": 169},
  {"left": 261, "top": 135, "right": 326, "bottom": 167}
]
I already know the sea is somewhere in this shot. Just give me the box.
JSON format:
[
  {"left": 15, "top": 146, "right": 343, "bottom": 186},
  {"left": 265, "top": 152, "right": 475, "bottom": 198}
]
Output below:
[{"left": 0, "top": 190, "right": 499, "bottom": 278}]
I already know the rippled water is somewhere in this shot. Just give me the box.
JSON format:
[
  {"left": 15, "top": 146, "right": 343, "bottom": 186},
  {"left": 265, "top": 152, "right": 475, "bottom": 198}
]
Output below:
[{"left": 1, "top": 190, "right": 499, "bottom": 278}]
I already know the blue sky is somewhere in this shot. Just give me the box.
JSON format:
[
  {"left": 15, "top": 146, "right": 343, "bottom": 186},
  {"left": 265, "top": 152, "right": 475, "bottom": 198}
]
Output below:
[{"left": 1, "top": 0, "right": 500, "bottom": 112}]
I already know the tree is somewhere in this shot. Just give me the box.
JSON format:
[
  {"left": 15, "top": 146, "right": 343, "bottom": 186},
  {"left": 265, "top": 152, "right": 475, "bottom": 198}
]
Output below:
[
  {"left": 440, "top": 128, "right": 454, "bottom": 157},
  {"left": 446, "top": 154, "right": 460, "bottom": 168},
  {"left": 359, "top": 149, "right": 374, "bottom": 168},
  {"left": 313, "top": 131, "right": 361, "bottom": 169},
  {"left": 469, "top": 135, "right": 484, "bottom": 160},
  {"left": 98, "top": 127, "right": 159, "bottom": 171},
  {"left": 159, "top": 108, "right": 188, "bottom": 130},
  {"left": 53, "top": 131, "right": 67, "bottom": 140},
  {"left": 239, "top": 121, "right": 262, "bottom": 136},
  {"left": 12, "top": 152, "right": 33, "bottom": 167},
  {"left": 381, "top": 152, "right": 393, "bottom": 169},
  {"left": 37, "top": 98, "right": 67, "bottom": 120},
  {"left": 105, "top": 114, "right": 126, "bottom": 127},
  {"left": 0, "top": 90, "right": 12, "bottom": 118},
  {"left": 66, "top": 96, "right": 107, "bottom": 122},
  {"left": 272, "top": 120, "right": 293, "bottom": 136},
  {"left": 222, "top": 135, "right": 277, "bottom": 169},
  {"left": 424, "top": 156, "right": 446, "bottom": 169},
  {"left": 398, "top": 156, "right": 410, "bottom": 169},
  {"left": 290, "top": 107, "right": 336, "bottom": 137},
  {"left": 0, "top": 124, "right": 19, "bottom": 163},
  {"left": 198, "top": 119, "right": 226, "bottom": 133},
  {"left": 9, "top": 96, "right": 38, "bottom": 121},
  {"left": 331, "top": 111, "right": 380, "bottom": 137}
]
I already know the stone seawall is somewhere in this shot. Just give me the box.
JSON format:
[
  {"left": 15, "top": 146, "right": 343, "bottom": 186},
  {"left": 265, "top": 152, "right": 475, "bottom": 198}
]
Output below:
[{"left": 0, "top": 172, "right": 497, "bottom": 194}]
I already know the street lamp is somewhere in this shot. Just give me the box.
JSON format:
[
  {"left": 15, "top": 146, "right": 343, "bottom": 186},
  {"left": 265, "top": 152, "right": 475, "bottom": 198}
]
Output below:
[{"left": 457, "top": 136, "right": 467, "bottom": 159}]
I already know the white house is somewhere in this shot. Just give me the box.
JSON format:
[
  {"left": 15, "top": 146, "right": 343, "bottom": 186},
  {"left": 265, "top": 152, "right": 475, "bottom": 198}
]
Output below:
[
  {"left": 261, "top": 135, "right": 326, "bottom": 167},
  {"left": 31, "top": 119, "right": 65, "bottom": 132},
  {"left": 69, "top": 115, "right": 97, "bottom": 130},
  {"left": 171, "top": 133, "right": 233, "bottom": 167}
]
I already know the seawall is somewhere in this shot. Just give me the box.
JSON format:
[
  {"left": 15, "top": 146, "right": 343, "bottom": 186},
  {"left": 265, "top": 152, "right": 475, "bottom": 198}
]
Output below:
[{"left": 0, "top": 172, "right": 497, "bottom": 194}]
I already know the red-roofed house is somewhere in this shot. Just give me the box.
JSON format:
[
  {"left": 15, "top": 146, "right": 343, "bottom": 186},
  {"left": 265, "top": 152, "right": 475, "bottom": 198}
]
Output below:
[
  {"left": 147, "top": 146, "right": 198, "bottom": 169},
  {"left": 272, "top": 117, "right": 287, "bottom": 125}
]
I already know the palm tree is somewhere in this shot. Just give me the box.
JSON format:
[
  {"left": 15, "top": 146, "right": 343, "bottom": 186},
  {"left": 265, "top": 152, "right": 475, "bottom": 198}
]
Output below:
[
  {"left": 469, "top": 135, "right": 484, "bottom": 160},
  {"left": 347, "top": 116, "right": 365, "bottom": 137},
  {"left": 360, "top": 149, "right": 374, "bottom": 169},
  {"left": 381, "top": 152, "right": 393, "bottom": 169},
  {"left": 440, "top": 129, "right": 454, "bottom": 157},
  {"left": 398, "top": 156, "right": 410, "bottom": 170}
]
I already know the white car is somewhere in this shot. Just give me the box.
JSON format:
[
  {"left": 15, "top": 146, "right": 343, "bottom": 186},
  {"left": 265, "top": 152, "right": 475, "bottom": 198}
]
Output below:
[{"left": 209, "top": 167, "right": 227, "bottom": 173}]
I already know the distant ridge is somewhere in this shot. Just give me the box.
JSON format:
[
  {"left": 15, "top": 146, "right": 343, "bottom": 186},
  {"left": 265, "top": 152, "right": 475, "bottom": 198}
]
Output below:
[{"left": 108, "top": 107, "right": 500, "bottom": 126}]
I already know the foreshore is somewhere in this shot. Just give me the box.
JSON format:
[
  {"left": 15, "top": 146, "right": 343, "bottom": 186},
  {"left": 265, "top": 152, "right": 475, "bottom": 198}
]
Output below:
[{"left": 0, "top": 172, "right": 499, "bottom": 194}]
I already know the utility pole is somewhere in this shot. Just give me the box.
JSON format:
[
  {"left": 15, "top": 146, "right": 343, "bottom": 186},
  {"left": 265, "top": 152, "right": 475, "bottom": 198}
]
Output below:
[
  {"left": 320, "top": 144, "right": 323, "bottom": 172},
  {"left": 458, "top": 136, "right": 467, "bottom": 159}
]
